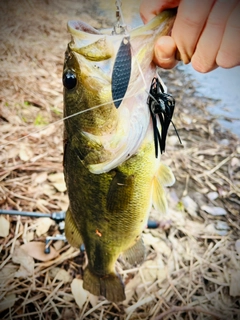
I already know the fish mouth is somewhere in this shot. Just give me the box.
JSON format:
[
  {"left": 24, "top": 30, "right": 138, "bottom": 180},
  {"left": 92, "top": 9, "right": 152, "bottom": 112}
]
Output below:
[
  {"left": 73, "top": 51, "right": 112, "bottom": 85},
  {"left": 67, "top": 8, "right": 176, "bottom": 42},
  {"left": 67, "top": 20, "right": 124, "bottom": 54},
  {"left": 68, "top": 21, "right": 102, "bottom": 36}
]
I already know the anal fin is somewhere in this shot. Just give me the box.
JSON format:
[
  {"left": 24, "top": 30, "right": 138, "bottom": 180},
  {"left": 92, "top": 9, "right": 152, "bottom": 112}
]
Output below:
[
  {"left": 65, "top": 208, "right": 83, "bottom": 248},
  {"left": 121, "top": 237, "right": 145, "bottom": 266}
]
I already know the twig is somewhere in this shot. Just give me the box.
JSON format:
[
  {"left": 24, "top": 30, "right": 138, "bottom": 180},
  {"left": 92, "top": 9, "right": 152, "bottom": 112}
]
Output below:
[
  {"left": 154, "top": 306, "right": 224, "bottom": 320},
  {"left": 196, "top": 154, "right": 233, "bottom": 178}
]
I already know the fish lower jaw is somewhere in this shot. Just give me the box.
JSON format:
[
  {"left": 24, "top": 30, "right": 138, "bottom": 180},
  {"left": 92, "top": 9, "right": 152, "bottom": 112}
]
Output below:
[{"left": 87, "top": 116, "right": 150, "bottom": 174}]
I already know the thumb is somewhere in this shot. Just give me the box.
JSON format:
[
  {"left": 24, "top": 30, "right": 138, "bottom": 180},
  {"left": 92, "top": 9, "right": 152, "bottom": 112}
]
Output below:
[{"left": 153, "top": 36, "right": 178, "bottom": 69}]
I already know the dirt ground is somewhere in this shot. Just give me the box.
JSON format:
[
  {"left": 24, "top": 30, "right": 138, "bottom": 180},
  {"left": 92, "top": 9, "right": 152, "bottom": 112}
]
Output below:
[{"left": 0, "top": 0, "right": 240, "bottom": 319}]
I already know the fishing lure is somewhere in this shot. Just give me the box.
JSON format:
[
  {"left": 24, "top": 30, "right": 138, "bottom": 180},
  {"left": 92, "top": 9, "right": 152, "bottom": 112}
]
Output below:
[
  {"left": 111, "top": 36, "right": 131, "bottom": 109},
  {"left": 111, "top": 0, "right": 131, "bottom": 109},
  {"left": 148, "top": 77, "right": 182, "bottom": 158}
]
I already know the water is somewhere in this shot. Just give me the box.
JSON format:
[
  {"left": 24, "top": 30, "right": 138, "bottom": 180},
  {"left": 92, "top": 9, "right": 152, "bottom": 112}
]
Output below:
[
  {"left": 97, "top": 0, "right": 240, "bottom": 137},
  {"left": 182, "top": 65, "right": 240, "bottom": 137}
]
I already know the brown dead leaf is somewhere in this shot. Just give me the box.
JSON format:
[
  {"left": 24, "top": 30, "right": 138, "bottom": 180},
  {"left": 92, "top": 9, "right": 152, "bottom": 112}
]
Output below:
[
  {"left": 125, "top": 256, "right": 167, "bottom": 304},
  {"left": 205, "top": 223, "right": 228, "bottom": 236},
  {"left": 62, "top": 308, "right": 76, "bottom": 319},
  {"left": 88, "top": 293, "right": 99, "bottom": 308},
  {"left": 71, "top": 278, "right": 89, "bottom": 309},
  {"left": 32, "top": 172, "right": 48, "bottom": 185},
  {"left": 48, "top": 172, "right": 66, "bottom": 192},
  {"left": 141, "top": 257, "right": 166, "bottom": 284},
  {"left": 35, "top": 217, "right": 54, "bottom": 237},
  {"left": 5, "top": 146, "right": 20, "bottom": 160},
  {"left": 207, "top": 191, "right": 219, "bottom": 201},
  {"left": 0, "top": 264, "right": 18, "bottom": 281},
  {"left": 21, "top": 242, "right": 59, "bottom": 261},
  {"left": 24, "top": 230, "right": 34, "bottom": 242},
  {"left": 58, "top": 194, "right": 69, "bottom": 211},
  {"left": 19, "top": 144, "right": 34, "bottom": 161},
  {"left": 12, "top": 247, "right": 34, "bottom": 278},
  {"left": 143, "top": 233, "right": 171, "bottom": 257},
  {"left": 124, "top": 274, "right": 140, "bottom": 305},
  {"left": 0, "top": 216, "right": 10, "bottom": 237},
  {"left": 48, "top": 267, "right": 71, "bottom": 283},
  {"left": 230, "top": 270, "right": 240, "bottom": 297},
  {"left": 42, "top": 184, "right": 56, "bottom": 197},
  {"left": 182, "top": 195, "right": 198, "bottom": 218},
  {"left": 49, "top": 267, "right": 61, "bottom": 279},
  {"left": 231, "top": 157, "right": 240, "bottom": 167},
  {"left": 235, "top": 239, "right": 240, "bottom": 255},
  {"left": 0, "top": 293, "right": 17, "bottom": 312},
  {"left": 55, "top": 269, "right": 72, "bottom": 283},
  {"left": 201, "top": 205, "right": 227, "bottom": 216},
  {"left": 53, "top": 240, "right": 65, "bottom": 251}
]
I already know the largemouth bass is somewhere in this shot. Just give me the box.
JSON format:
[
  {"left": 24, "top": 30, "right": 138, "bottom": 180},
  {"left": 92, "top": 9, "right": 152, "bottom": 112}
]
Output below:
[{"left": 63, "top": 10, "right": 176, "bottom": 302}]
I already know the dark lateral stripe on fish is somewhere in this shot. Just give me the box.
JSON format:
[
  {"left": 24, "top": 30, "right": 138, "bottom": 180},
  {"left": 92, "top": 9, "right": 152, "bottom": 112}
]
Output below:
[{"left": 111, "top": 36, "right": 132, "bottom": 108}]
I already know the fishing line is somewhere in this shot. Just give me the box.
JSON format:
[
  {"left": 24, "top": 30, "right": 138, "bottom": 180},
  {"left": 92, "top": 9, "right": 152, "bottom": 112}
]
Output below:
[
  {"left": 0, "top": 91, "right": 141, "bottom": 148},
  {"left": 1, "top": 4, "right": 148, "bottom": 149}
]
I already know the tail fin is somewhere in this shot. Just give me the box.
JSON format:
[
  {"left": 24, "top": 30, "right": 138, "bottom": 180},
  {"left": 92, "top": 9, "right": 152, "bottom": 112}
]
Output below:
[{"left": 83, "top": 267, "right": 126, "bottom": 302}]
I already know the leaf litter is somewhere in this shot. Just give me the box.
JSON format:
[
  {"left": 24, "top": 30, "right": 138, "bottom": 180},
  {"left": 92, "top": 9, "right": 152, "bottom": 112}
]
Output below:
[{"left": 0, "top": 0, "right": 240, "bottom": 319}]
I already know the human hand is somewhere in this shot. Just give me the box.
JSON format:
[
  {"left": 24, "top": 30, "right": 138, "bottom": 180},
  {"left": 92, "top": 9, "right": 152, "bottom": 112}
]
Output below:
[{"left": 140, "top": 0, "right": 240, "bottom": 73}]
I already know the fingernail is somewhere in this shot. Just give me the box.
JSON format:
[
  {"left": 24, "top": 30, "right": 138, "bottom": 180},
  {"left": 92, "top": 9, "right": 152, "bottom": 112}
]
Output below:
[
  {"left": 175, "top": 49, "right": 191, "bottom": 64},
  {"left": 156, "top": 50, "right": 171, "bottom": 61}
]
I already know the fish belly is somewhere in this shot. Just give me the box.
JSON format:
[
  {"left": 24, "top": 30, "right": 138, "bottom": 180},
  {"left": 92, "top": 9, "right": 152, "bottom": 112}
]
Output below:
[{"left": 64, "top": 134, "right": 157, "bottom": 302}]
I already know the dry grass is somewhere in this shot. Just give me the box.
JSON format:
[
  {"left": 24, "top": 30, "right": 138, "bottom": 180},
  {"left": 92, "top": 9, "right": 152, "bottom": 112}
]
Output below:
[{"left": 0, "top": 1, "right": 240, "bottom": 319}]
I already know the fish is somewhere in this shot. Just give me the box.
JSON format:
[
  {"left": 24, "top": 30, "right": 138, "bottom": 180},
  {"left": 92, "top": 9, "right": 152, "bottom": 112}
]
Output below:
[{"left": 63, "top": 9, "right": 176, "bottom": 303}]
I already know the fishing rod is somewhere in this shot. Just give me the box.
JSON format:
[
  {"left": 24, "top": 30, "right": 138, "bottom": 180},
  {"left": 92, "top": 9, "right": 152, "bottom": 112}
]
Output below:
[
  {"left": 0, "top": 209, "right": 160, "bottom": 254},
  {"left": 0, "top": 209, "right": 65, "bottom": 220},
  {"left": 0, "top": 209, "right": 66, "bottom": 253}
]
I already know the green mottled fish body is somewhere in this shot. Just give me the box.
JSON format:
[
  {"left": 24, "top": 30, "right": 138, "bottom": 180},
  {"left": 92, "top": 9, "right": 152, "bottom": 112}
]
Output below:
[{"left": 63, "top": 10, "right": 176, "bottom": 302}]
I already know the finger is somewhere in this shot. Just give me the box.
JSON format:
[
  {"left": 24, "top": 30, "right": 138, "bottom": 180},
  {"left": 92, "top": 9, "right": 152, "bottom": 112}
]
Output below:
[
  {"left": 216, "top": 1, "right": 240, "bottom": 68},
  {"left": 153, "top": 36, "right": 178, "bottom": 69},
  {"left": 140, "top": 0, "right": 180, "bottom": 24},
  {"left": 172, "top": 0, "right": 215, "bottom": 64},
  {"left": 191, "top": 0, "right": 239, "bottom": 72}
]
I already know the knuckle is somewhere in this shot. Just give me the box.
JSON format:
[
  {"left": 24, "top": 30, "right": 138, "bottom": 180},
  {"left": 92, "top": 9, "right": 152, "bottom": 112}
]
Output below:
[
  {"left": 207, "top": 16, "right": 224, "bottom": 30},
  {"left": 181, "top": 16, "right": 202, "bottom": 29}
]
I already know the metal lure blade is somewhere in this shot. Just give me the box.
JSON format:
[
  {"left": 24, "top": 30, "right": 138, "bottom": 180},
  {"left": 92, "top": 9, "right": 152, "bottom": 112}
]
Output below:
[{"left": 111, "top": 36, "right": 131, "bottom": 108}]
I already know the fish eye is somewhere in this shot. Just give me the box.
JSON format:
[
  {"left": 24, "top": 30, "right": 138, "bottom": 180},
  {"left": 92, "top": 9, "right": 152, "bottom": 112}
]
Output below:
[{"left": 62, "top": 70, "right": 77, "bottom": 90}]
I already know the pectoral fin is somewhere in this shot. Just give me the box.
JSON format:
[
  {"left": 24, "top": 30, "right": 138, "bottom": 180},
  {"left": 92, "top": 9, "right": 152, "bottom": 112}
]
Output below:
[
  {"left": 157, "top": 163, "right": 175, "bottom": 186},
  {"left": 65, "top": 208, "right": 83, "bottom": 248},
  {"left": 121, "top": 237, "right": 145, "bottom": 266},
  {"left": 152, "top": 163, "right": 175, "bottom": 214}
]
